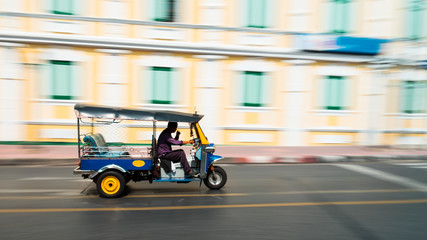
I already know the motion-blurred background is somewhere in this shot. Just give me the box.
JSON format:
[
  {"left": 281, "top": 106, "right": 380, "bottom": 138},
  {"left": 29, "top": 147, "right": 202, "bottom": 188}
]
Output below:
[{"left": 0, "top": 0, "right": 426, "bottom": 146}]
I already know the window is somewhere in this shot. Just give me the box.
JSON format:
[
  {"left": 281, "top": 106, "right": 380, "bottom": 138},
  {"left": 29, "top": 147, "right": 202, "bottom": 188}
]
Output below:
[
  {"left": 247, "top": 0, "right": 267, "bottom": 28},
  {"left": 242, "top": 71, "right": 264, "bottom": 107},
  {"left": 153, "top": 0, "right": 176, "bottom": 22},
  {"left": 329, "top": 0, "right": 352, "bottom": 34},
  {"left": 51, "top": 0, "right": 74, "bottom": 15},
  {"left": 323, "top": 76, "right": 347, "bottom": 110},
  {"left": 151, "top": 67, "right": 173, "bottom": 104},
  {"left": 50, "top": 60, "right": 74, "bottom": 100},
  {"left": 402, "top": 81, "right": 427, "bottom": 113},
  {"left": 407, "top": 0, "right": 425, "bottom": 40}
]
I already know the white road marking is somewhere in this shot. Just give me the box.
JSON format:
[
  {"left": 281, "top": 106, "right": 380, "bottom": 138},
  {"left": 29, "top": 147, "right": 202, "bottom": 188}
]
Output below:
[
  {"left": 391, "top": 163, "right": 427, "bottom": 166},
  {"left": 334, "top": 164, "right": 427, "bottom": 193},
  {"left": 0, "top": 189, "right": 81, "bottom": 194},
  {"left": 17, "top": 177, "right": 78, "bottom": 181},
  {"left": 412, "top": 166, "right": 427, "bottom": 169},
  {"left": 390, "top": 162, "right": 427, "bottom": 170},
  {"left": 16, "top": 177, "right": 87, "bottom": 182}
]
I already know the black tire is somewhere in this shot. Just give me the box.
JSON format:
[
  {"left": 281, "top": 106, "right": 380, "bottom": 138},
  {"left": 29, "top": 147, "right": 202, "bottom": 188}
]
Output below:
[
  {"left": 96, "top": 171, "right": 126, "bottom": 198},
  {"left": 203, "top": 166, "right": 227, "bottom": 190}
]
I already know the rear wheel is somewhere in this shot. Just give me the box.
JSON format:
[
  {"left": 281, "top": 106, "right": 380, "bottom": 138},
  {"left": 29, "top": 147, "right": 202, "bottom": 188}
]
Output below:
[
  {"left": 203, "top": 166, "right": 227, "bottom": 190},
  {"left": 96, "top": 171, "right": 126, "bottom": 198}
]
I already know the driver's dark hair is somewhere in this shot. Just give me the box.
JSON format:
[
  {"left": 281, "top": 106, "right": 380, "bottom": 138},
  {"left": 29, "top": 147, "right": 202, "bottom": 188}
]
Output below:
[{"left": 167, "top": 122, "right": 178, "bottom": 129}]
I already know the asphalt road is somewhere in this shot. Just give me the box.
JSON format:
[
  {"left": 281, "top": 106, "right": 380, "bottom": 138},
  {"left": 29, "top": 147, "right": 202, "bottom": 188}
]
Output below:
[{"left": 1, "top": 161, "right": 427, "bottom": 240}]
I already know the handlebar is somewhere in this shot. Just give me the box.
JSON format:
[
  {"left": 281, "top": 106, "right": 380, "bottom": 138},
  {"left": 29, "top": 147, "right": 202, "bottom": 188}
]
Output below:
[{"left": 192, "top": 138, "right": 201, "bottom": 149}]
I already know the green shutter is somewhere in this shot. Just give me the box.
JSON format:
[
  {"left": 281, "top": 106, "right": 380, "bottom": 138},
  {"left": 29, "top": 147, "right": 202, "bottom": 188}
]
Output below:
[
  {"left": 154, "top": 0, "right": 175, "bottom": 22},
  {"left": 243, "top": 71, "right": 263, "bottom": 107},
  {"left": 154, "top": 0, "right": 167, "bottom": 21},
  {"left": 401, "top": 81, "right": 408, "bottom": 113},
  {"left": 50, "top": 60, "right": 73, "bottom": 100},
  {"left": 407, "top": 0, "right": 425, "bottom": 40},
  {"left": 341, "top": 0, "right": 350, "bottom": 33},
  {"left": 51, "top": 0, "right": 74, "bottom": 15},
  {"left": 331, "top": 0, "right": 340, "bottom": 33},
  {"left": 330, "top": 0, "right": 351, "bottom": 34},
  {"left": 151, "top": 67, "right": 172, "bottom": 104},
  {"left": 325, "top": 76, "right": 332, "bottom": 109},
  {"left": 330, "top": 76, "right": 340, "bottom": 110},
  {"left": 403, "top": 81, "right": 414, "bottom": 113},
  {"left": 325, "top": 76, "right": 346, "bottom": 110},
  {"left": 414, "top": 82, "right": 424, "bottom": 113},
  {"left": 421, "top": 82, "right": 427, "bottom": 113},
  {"left": 247, "top": 0, "right": 266, "bottom": 28},
  {"left": 403, "top": 81, "right": 427, "bottom": 114}
]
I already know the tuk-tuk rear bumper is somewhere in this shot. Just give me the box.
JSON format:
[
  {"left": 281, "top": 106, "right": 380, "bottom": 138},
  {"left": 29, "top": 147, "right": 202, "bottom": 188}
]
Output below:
[{"left": 73, "top": 167, "right": 96, "bottom": 178}]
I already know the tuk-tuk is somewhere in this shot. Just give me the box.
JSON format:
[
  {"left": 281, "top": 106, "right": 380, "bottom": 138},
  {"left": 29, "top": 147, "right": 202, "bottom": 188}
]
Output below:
[{"left": 73, "top": 104, "right": 227, "bottom": 198}]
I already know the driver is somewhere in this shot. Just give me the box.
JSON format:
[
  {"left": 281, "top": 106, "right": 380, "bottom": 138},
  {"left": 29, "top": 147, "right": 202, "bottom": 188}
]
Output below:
[{"left": 157, "top": 122, "right": 198, "bottom": 177}]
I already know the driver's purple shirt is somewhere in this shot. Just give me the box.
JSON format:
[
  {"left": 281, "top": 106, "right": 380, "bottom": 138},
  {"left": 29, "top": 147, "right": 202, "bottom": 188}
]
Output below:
[{"left": 157, "top": 129, "right": 183, "bottom": 156}]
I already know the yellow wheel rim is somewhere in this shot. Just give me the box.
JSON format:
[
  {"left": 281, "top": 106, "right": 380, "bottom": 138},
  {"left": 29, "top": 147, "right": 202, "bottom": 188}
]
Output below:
[{"left": 101, "top": 176, "right": 120, "bottom": 195}]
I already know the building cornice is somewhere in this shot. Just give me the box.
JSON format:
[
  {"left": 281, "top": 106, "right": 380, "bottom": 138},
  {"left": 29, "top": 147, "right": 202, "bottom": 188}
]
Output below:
[
  {"left": 0, "top": 11, "right": 305, "bottom": 35},
  {"left": 0, "top": 31, "right": 376, "bottom": 63}
]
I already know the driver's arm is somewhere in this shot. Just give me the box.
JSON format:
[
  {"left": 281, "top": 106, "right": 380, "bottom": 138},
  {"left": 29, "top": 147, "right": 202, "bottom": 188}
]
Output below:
[
  {"left": 167, "top": 138, "right": 193, "bottom": 145},
  {"left": 182, "top": 140, "right": 194, "bottom": 145}
]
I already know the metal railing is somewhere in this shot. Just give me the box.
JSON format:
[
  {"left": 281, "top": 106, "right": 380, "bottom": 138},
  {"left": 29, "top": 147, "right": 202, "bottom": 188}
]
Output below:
[{"left": 80, "top": 145, "right": 152, "bottom": 159}]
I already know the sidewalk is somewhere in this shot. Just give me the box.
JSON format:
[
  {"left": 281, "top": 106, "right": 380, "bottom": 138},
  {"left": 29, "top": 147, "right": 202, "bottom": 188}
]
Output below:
[
  {"left": 1, "top": 144, "right": 427, "bottom": 166},
  {"left": 0, "top": 145, "right": 427, "bottom": 166},
  {"left": 218, "top": 145, "right": 427, "bottom": 164}
]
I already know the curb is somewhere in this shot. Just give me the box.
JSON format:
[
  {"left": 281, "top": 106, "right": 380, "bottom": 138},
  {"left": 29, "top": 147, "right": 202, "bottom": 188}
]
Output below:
[
  {"left": 221, "top": 154, "right": 427, "bottom": 164},
  {"left": 0, "top": 158, "right": 79, "bottom": 166}
]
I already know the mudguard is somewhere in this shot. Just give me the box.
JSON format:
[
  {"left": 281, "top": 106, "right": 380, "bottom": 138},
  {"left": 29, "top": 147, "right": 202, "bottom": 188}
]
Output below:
[{"left": 89, "top": 164, "right": 127, "bottom": 179}]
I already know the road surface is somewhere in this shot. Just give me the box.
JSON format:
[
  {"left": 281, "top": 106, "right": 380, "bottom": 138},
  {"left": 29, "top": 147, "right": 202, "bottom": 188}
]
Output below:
[{"left": 1, "top": 161, "right": 427, "bottom": 240}]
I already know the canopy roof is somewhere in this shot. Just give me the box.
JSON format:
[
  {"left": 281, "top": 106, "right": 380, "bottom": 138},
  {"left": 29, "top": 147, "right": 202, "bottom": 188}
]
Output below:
[{"left": 74, "top": 104, "right": 203, "bottom": 123}]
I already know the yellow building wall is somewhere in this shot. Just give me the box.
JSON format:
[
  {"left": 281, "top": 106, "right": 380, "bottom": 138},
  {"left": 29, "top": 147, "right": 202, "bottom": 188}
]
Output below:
[
  {"left": 1, "top": 0, "right": 425, "bottom": 146},
  {"left": 223, "top": 130, "right": 279, "bottom": 146},
  {"left": 307, "top": 132, "right": 358, "bottom": 146},
  {"left": 382, "top": 133, "right": 426, "bottom": 145}
]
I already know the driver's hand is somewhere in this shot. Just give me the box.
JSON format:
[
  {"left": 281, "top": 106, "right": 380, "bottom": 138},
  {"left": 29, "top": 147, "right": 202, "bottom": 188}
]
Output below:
[{"left": 176, "top": 130, "right": 181, "bottom": 136}]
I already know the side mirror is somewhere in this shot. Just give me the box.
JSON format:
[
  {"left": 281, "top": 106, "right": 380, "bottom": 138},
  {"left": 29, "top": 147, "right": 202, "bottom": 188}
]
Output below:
[{"left": 204, "top": 146, "right": 215, "bottom": 153}]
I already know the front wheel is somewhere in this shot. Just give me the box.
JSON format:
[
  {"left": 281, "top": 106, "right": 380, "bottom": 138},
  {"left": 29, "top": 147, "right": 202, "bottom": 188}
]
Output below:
[
  {"left": 96, "top": 171, "right": 126, "bottom": 198},
  {"left": 204, "top": 166, "right": 227, "bottom": 190}
]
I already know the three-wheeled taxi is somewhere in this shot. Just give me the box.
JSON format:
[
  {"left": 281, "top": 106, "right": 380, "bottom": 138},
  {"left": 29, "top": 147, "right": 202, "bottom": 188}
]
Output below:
[{"left": 73, "top": 104, "right": 227, "bottom": 198}]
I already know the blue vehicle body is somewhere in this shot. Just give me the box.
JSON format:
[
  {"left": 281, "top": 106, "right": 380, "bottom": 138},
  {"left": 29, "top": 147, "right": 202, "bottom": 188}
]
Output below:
[{"left": 80, "top": 158, "right": 153, "bottom": 171}]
